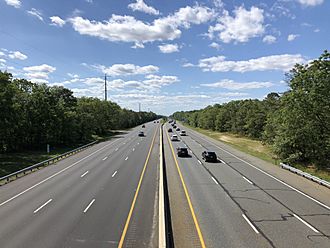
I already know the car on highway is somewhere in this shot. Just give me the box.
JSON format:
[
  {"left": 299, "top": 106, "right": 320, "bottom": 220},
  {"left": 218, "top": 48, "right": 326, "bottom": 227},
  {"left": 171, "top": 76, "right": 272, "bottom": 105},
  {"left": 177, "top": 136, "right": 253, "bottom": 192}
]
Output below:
[
  {"left": 168, "top": 128, "right": 172, "bottom": 132},
  {"left": 173, "top": 125, "right": 177, "bottom": 129},
  {"left": 171, "top": 134, "right": 179, "bottom": 141},
  {"left": 180, "top": 130, "right": 186, "bottom": 136},
  {"left": 202, "top": 151, "right": 217, "bottom": 162},
  {"left": 138, "top": 131, "right": 144, "bottom": 137},
  {"left": 176, "top": 127, "right": 180, "bottom": 131},
  {"left": 177, "top": 147, "right": 188, "bottom": 157},
  {"left": 142, "top": 124, "right": 145, "bottom": 128}
]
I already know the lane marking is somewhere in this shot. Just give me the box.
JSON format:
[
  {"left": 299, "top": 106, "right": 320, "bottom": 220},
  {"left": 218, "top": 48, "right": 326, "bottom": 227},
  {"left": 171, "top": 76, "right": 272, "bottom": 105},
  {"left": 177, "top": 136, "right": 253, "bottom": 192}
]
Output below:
[
  {"left": 165, "top": 131, "right": 206, "bottom": 248},
  {"left": 83, "top": 199, "right": 95, "bottom": 213},
  {"left": 212, "top": 177, "right": 219, "bottom": 185},
  {"left": 242, "top": 176, "right": 253, "bottom": 185},
  {"left": 137, "top": 142, "right": 140, "bottom": 145},
  {"left": 112, "top": 171, "right": 117, "bottom": 178},
  {"left": 293, "top": 214, "right": 319, "bottom": 233},
  {"left": 123, "top": 142, "right": 126, "bottom": 145},
  {"left": 159, "top": 126, "right": 166, "bottom": 248},
  {"left": 219, "top": 158, "right": 226, "bottom": 164},
  {"left": 199, "top": 144, "right": 203, "bottom": 147},
  {"left": 0, "top": 139, "right": 121, "bottom": 207},
  {"left": 198, "top": 160, "right": 202, "bottom": 165},
  {"left": 34, "top": 199, "right": 52, "bottom": 214},
  {"left": 132, "top": 148, "right": 135, "bottom": 152},
  {"left": 102, "top": 156, "right": 108, "bottom": 161},
  {"left": 125, "top": 157, "right": 128, "bottom": 161},
  {"left": 242, "top": 214, "right": 259, "bottom": 234},
  {"left": 191, "top": 132, "right": 330, "bottom": 211},
  {"left": 115, "top": 148, "right": 119, "bottom": 151},
  {"left": 118, "top": 128, "right": 158, "bottom": 248},
  {"left": 80, "top": 171, "right": 89, "bottom": 178}
]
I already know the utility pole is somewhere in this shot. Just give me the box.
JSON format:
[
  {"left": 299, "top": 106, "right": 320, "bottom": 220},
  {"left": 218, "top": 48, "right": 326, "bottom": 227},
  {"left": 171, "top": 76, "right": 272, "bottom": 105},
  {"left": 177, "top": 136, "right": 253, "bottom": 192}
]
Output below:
[{"left": 104, "top": 74, "right": 107, "bottom": 101}]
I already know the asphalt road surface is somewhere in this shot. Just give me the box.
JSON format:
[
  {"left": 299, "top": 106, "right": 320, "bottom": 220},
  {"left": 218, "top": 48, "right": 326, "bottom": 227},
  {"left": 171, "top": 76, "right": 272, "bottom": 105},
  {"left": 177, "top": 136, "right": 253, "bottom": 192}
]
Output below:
[
  {"left": 1, "top": 120, "right": 329, "bottom": 248},
  {"left": 0, "top": 121, "right": 160, "bottom": 248},
  {"left": 164, "top": 122, "right": 330, "bottom": 248}
]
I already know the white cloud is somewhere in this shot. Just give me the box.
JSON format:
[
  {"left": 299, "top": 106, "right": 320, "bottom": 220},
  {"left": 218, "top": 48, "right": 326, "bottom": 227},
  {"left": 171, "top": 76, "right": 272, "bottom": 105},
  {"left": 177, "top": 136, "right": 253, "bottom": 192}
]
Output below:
[
  {"left": 131, "top": 42, "right": 145, "bottom": 49},
  {"left": 297, "top": 0, "right": 323, "bottom": 6},
  {"left": 198, "top": 54, "right": 306, "bottom": 72},
  {"left": 201, "top": 79, "right": 273, "bottom": 90},
  {"left": 23, "top": 64, "right": 56, "bottom": 73},
  {"left": 262, "top": 35, "right": 276, "bottom": 44},
  {"left": 27, "top": 8, "right": 43, "bottom": 22},
  {"left": 50, "top": 16, "right": 66, "bottom": 27},
  {"left": 314, "top": 28, "right": 320, "bottom": 32},
  {"left": 5, "top": 0, "right": 21, "bottom": 8},
  {"left": 182, "top": 63, "right": 195, "bottom": 67},
  {"left": 209, "top": 42, "right": 221, "bottom": 50},
  {"left": 208, "top": 6, "right": 264, "bottom": 43},
  {"left": 68, "top": 5, "right": 215, "bottom": 44},
  {"left": 23, "top": 64, "right": 56, "bottom": 81},
  {"left": 8, "top": 51, "right": 28, "bottom": 60},
  {"left": 85, "top": 0, "right": 93, "bottom": 3},
  {"left": 287, "top": 34, "right": 299, "bottom": 41},
  {"left": 128, "top": 0, "right": 160, "bottom": 15},
  {"left": 95, "top": 63, "right": 159, "bottom": 76},
  {"left": 158, "top": 44, "right": 179, "bottom": 53},
  {"left": 143, "top": 74, "right": 179, "bottom": 87}
]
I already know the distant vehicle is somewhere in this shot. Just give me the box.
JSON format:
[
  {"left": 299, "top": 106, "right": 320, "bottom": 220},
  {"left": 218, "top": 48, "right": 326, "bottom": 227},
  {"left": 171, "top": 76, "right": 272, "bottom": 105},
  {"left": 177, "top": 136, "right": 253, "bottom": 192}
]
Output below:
[
  {"left": 169, "top": 120, "right": 173, "bottom": 123},
  {"left": 171, "top": 135, "right": 179, "bottom": 141},
  {"left": 138, "top": 131, "right": 144, "bottom": 137},
  {"left": 168, "top": 128, "right": 172, "bottom": 132},
  {"left": 173, "top": 125, "right": 177, "bottom": 129},
  {"left": 173, "top": 121, "right": 176, "bottom": 124},
  {"left": 142, "top": 124, "right": 145, "bottom": 128},
  {"left": 177, "top": 147, "right": 188, "bottom": 157},
  {"left": 202, "top": 151, "right": 217, "bottom": 162},
  {"left": 176, "top": 127, "right": 180, "bottom": 131},
  {"left": 171, "top": 123, "right": 175, "bottom": 127},
  {"left": 180, "top": 130, "right": 186, "bottom": 136}
]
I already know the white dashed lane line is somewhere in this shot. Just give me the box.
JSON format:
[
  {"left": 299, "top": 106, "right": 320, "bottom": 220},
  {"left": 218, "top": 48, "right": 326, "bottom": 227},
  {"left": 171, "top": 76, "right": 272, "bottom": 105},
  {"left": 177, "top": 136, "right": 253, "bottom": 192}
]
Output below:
[
  {"left": 34, "top": 199, "right": 52, "bottom": 214},
  {"left": 211, "top": 177, "right": 219, "bottom": 185},
  {"left": 293, "top": 214, "right": 319, "bottom": 233},
  {"left": 242, "top": 176, "right": 253, "bottom": 185},
  {"left": 125, "top": 157, "right": 128, "bottom": 161},
  {"left": 242, "top": 214, "right": 259, "bottom": 234},
  {"left": 102, "top": 156, "right": 108, "bottom": 161},
  {"left": 80, "top": 171, "right": 89, "bottom": 178},
  {"left": 112, "top": 171, "right": 118, "bottom": 178},
  {"left": 115, "top": 148, "right": 119, "bottom": 151},
  {"left": 83, "top": 199, "right": 95, "bottom": 213}
]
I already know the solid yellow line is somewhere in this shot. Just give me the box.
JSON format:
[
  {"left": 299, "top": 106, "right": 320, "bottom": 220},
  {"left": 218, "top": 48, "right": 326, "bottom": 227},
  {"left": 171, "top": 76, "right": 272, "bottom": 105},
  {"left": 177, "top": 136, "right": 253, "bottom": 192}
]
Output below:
[
  {"left": 165, "top": 130, "right": 207, "bottom": 248},
  {"left": 117, "top": 127, "right": 158, "bottom": 248}
]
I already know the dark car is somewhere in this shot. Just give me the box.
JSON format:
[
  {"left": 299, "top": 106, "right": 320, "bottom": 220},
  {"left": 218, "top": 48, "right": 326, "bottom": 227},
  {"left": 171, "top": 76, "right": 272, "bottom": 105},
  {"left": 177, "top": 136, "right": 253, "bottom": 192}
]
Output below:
[
  {"left": 142, "top": 124, "right": 145, "bottom": 128},
  {"left": 176, "top": 127, "right": 180, "bottom": 131},
  {"left": 177, "top": 147, "right": 188, "bottom": 157},
  {"left": 168, "top": 128, "right": 172, "bottom": 132},
  {"left": 138, "top": 131, "right": 144, "bottom": 137},
  {"left": 173, "top": 125, "right": 177, "bottom": 129},
  {"left": 202, "top": 151, "right": 217, "bottom": 162}
]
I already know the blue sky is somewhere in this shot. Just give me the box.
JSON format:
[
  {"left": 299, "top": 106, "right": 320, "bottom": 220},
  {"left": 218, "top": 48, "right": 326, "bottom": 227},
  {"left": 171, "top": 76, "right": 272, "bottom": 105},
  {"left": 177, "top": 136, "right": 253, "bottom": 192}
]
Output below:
[{"left": 0, "top": 0, "right": 329, "bottom": 115}]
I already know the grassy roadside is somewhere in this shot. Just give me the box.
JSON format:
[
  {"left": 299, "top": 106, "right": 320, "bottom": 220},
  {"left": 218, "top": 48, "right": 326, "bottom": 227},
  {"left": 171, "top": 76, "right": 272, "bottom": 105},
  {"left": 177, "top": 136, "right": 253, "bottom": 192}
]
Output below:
[
  {"left": 180, "top": 122, "right": 330, "bottom": 182},
  {"left": 0, "top": 130, "right": 123, "bottom": 178}
]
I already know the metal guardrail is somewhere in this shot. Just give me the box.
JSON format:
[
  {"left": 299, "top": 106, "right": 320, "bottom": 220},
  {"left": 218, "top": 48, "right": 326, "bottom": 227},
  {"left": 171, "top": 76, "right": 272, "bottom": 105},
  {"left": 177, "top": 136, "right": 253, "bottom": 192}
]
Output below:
[
  {"left": 280, "top": 162, "right": 330, "bottom": 189},
  {"left": 0, "top": 141, "right": 98, "bottom": 185}
]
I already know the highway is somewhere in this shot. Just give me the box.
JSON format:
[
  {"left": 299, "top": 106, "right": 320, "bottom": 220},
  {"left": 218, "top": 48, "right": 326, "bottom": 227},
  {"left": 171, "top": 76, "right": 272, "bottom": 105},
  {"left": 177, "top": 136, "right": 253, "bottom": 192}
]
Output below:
[
  {"left": 1, "top": 120, "right": 329, "bottom": 248},
  {"left": 164, "top": 122, "right": 330, "bottom": 248},
  {"left": 0, "top": 121, "right": 160, "bottom": 248}
]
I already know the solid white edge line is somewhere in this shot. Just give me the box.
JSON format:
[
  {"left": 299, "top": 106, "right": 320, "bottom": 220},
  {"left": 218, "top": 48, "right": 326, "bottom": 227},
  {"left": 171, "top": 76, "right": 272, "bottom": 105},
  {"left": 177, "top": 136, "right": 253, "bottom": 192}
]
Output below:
[
  {"left": 102, "top": 156, "right": 108, "bottom": 161},
  {"left": 125, "top": 157, "right": 128, "bottom": 161},
  {"left": 0, "top": 139, "right": 120, "bottom": 207},
  {"left": 112, "top": 171, "right": 117, "bottom": 178},
  {"left": 211, "top": 177, "right": 219, "bottom": 185},
  {"left": 83, "top": 199, "right": 95, "bottom": 213},
  {"left": 80, "top": 171, "right": 89, "bottom": 178},
  {"left": 159, "top": 126, "right": 166, "bottom": 248},
  {"left": 293, "top": 214, "right": 320, "bottom": 233},
  {"left": 194, "top": 132, "right": 330, "bottom": 211},
  {"left": 242, "top": 176, "right": 253, "bottom": 185},
  {"left": 34, "top": 199, "right": 52, "bottom": 214},
  {"left": 242, "top": 214, "right": 259, "bottom": 234}
]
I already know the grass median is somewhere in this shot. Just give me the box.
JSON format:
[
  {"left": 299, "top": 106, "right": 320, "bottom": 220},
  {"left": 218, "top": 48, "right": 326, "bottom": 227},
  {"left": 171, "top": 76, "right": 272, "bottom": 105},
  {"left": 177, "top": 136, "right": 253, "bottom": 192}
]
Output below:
[{"left": 181, "top": 123, "right": 330, "bottom": 183}]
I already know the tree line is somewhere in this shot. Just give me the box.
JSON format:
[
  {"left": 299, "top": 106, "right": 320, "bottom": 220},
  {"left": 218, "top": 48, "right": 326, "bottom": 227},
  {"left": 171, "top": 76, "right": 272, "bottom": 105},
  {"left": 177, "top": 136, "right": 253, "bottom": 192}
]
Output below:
[
  {"left": 172, "top": 51, "right": 330, "bottom": 169},
  {"left": 0, "top": 71, "right": 158, "bottom": 153}
]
